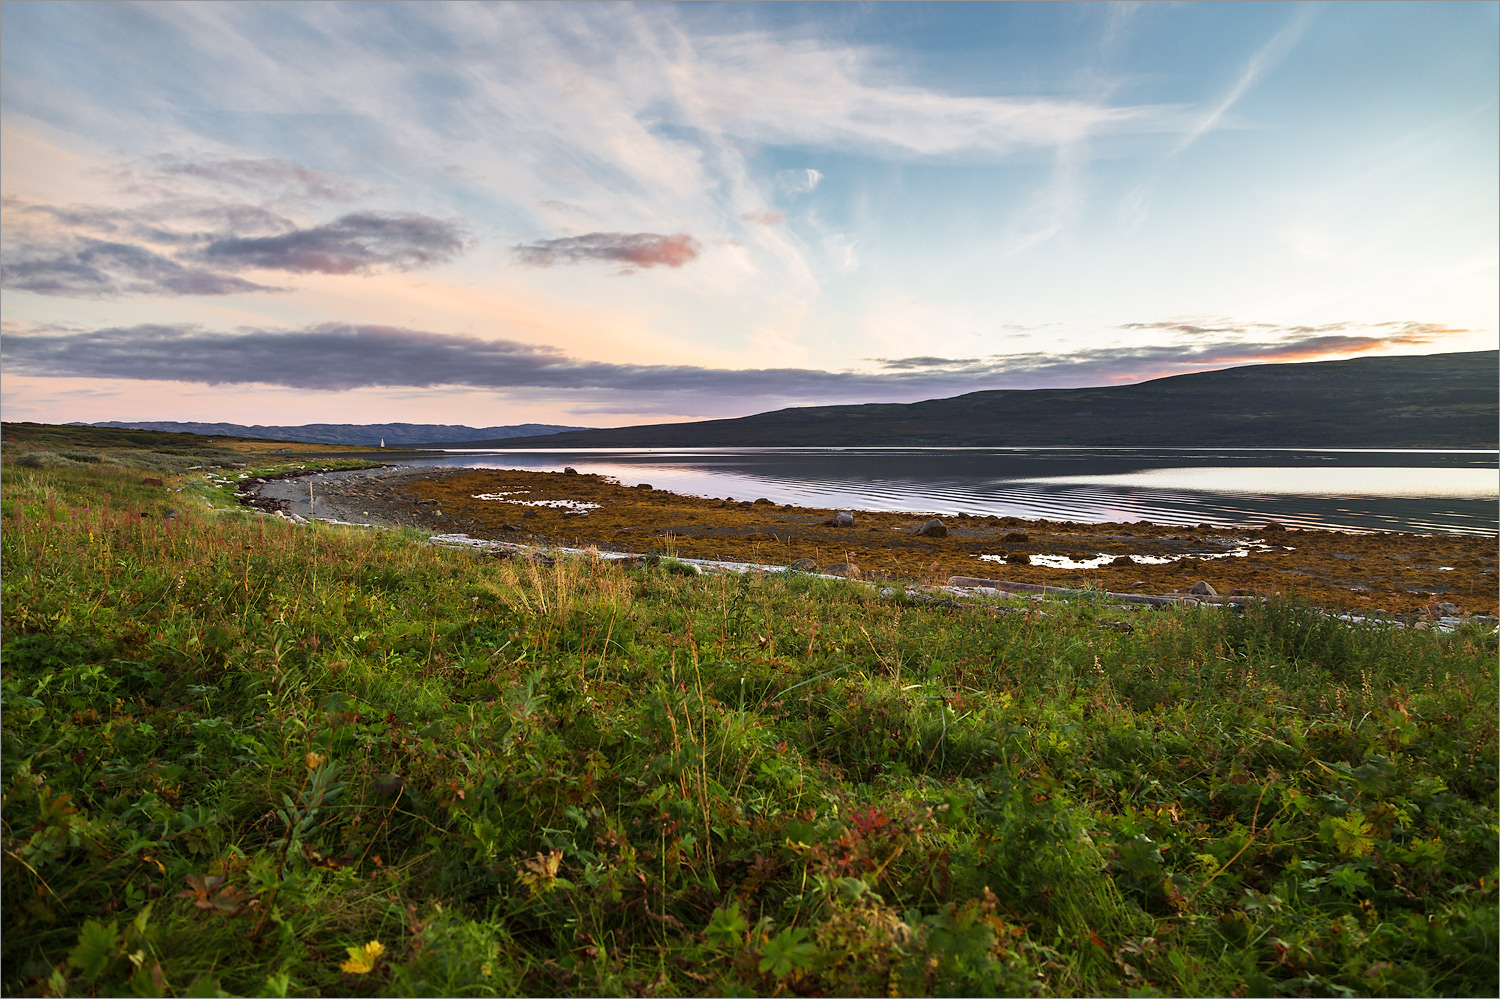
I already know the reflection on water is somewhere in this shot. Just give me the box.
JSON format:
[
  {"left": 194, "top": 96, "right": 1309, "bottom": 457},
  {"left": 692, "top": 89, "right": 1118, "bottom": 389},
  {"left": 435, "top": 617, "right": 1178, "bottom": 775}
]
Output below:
[{"left": 405, "top": 447, "right": 1499, "bottom": 536}]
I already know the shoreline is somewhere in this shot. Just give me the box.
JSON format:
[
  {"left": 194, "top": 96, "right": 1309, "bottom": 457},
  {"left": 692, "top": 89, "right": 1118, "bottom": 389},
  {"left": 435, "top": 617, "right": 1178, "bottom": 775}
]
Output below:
[{"left": 244, "top": 464, "right": 1499, "bottom": 617}]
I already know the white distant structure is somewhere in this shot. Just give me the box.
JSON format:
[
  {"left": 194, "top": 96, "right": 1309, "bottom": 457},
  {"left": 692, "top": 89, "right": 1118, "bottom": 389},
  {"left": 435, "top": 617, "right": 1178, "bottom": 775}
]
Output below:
[{"left": 380, "top": 439, "right": 386, "bottom": 448}]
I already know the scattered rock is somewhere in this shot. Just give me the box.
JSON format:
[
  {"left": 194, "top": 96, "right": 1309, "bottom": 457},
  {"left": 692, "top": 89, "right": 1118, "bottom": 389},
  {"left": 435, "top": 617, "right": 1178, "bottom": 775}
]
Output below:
[
  {"left": 1435, "top": 601, "right": 1463, "bottom": 617},
  {"left": 914, "top": 517, "right": 948, "bottom": 538},
  {"left": 753, "top": 497, "right": 773, "bottom": 505},
  {"left": 522, "top": 510, "right": 537, "bottom": 518},
  {"left": 824, "top": 562, "right": 861, "bottom": 579},
  {"left": 1009, "top": 552, "right": 1032, "bottom": 565},
  {"left": 1099, "top": 620, "right": 1135, "bottom": 634},
  {"left": 1001, "top": 531, "right": 1029, "bottom": 543},
  {"left": 787, "top": 558, "right": 819, "bottom": 572},
  {"left": 500, "top": 523, "right": 520, "bottom": 532},
  {"left": 636, "top": 483, "right": 654, "bottom": 491},
  {"left": 142, "top": 477, "right": 164, "bottom": 487},
  {"left": 1259, "top": 522, "right": 1286, "bottom": 533},
  {"left": 163, "top": 508, "right": 181, "bottom": 520},
  {"left": 563, "top": 466, "right": 578, "bottom": 475},
  {"left": 1187, "top": 580, "right": 1218, "bottom": 597},
  {"left": 830, "top": 511, "right": 855, "bottom": 527}
]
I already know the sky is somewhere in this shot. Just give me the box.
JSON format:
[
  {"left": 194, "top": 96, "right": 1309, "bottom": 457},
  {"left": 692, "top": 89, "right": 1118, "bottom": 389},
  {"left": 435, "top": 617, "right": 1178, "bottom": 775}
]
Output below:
[{"left": 1, "top": 0, "right": 1496, "bottom": 429}]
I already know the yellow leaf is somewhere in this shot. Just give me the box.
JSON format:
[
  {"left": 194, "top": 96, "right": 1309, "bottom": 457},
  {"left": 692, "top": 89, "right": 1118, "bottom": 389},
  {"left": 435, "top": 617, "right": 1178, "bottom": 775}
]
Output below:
[{"left": 339, "top": 940, "right": 385, "bottom": 974}]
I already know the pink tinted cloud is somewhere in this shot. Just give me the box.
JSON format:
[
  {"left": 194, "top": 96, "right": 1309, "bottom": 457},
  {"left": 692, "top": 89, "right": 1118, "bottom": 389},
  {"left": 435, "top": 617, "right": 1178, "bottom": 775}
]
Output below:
[
  {"left": 513, "top": 232, "right": 702, "bottom": 271},
  {"left": 739, "top": 210, "right": 784, "bottom": 226}
]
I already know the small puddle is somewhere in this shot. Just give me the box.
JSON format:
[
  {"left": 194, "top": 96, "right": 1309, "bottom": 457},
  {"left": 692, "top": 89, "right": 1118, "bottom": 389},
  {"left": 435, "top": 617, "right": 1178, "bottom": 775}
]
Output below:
[
  {"left": 472, "top": 492, "right": 600, "bottom": 511},
  {"left": 980, "top": 540, "right": 1293, "bottom": 570}
]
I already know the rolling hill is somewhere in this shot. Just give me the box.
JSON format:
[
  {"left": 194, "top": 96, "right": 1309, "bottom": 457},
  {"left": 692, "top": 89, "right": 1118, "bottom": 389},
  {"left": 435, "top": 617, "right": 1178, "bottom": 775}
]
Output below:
[
  {"left": 84, "top": 421, "right": 591, "bottom": 447},
  {"left": 441, "top": 351, "right": 1498, "bottom": 450}
]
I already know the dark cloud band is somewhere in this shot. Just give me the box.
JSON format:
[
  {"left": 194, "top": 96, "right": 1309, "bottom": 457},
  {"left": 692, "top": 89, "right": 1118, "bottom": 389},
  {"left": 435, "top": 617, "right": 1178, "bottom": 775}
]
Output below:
[
  {"left": 199, "top": 212, "right": 467, "bottom": 274},
  {"left": 514, "top": 232, "right": 702, "bottom": 270},
  {"left": 2, "top": 190, "right": 468, "bottom": 297},
  {"left": 0, "top": 239, "right": 282, "bottom": 298},
  {"left": 0, "top": 320, "right": 1462, "bottom": 400}
]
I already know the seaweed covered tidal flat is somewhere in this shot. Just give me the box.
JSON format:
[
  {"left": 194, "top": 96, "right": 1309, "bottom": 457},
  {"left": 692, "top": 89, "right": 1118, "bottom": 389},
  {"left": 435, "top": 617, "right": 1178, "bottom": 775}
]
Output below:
[{"left": 261, "top": 464, "right": 1498, "bottom": 619}]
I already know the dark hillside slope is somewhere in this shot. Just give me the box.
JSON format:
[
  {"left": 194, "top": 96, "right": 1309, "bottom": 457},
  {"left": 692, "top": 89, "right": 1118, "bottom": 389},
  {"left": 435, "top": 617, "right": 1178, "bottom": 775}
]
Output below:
[
  {"left": 450, "top": 350, "right": 1497, "bottom": 449},
  {"left": 86, "top": 421, "right": 589, "bottom": 447}
]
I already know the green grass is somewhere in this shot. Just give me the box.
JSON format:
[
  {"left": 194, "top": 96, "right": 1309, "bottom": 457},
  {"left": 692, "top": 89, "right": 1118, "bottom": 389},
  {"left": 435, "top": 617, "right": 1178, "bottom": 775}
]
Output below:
[{"left": 2, "top": 450, "right": 1496, "bottom": 997}]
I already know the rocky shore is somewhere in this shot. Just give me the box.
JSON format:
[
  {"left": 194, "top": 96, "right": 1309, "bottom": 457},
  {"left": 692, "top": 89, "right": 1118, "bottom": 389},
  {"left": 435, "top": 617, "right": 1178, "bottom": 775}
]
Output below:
[
  {"left": 243, "top": 465, "right": 1498, "bottom": 617},
  {"left": 237, "top": 464, "right": 470, "bottom": 527}
]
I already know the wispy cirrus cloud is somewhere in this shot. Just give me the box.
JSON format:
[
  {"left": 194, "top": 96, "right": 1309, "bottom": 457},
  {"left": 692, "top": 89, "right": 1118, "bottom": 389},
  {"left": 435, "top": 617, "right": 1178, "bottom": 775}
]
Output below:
[
  {"left": 513, "top": 232, "right": 702, "bottom": 271},
  {"left": 136, "top": 154, "right": 362, "bottom": 203},
  {"left": 774, "top": 169, "right": 823, "bottom": 194},
  {"left": 2, "top": 319, "right": 1466, "bottom": 409},
  {"left": 1172, "top": 5, "right": 1315, "bottom": 156}
]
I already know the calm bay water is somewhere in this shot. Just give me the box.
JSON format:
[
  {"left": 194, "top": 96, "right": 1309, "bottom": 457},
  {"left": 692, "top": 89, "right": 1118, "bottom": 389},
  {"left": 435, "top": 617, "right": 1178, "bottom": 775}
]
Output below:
[{"left": 403, "top": 448, "right": 1498, "bottom": 536}]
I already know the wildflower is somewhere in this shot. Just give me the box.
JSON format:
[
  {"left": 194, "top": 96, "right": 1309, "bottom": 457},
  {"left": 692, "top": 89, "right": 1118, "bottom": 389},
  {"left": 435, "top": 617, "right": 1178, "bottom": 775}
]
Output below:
[{"left": 339, "top": 940, "right": 385, "bottom": 974}]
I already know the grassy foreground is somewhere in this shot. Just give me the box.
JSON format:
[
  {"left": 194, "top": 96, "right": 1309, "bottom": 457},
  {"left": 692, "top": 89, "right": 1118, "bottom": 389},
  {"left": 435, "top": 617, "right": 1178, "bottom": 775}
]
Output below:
[{"left": 2, "top": 449, "right": 1496, "bottom": 997}]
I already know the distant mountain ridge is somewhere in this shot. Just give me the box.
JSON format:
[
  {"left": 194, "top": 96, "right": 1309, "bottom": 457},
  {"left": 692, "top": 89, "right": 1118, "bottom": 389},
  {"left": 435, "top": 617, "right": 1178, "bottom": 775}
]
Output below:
[
  {"left": 447, "top": 351, "right": 1499, "bottom": 450},
  {"left": 83, "top": 421, "right": 591, "bottom": 447}
]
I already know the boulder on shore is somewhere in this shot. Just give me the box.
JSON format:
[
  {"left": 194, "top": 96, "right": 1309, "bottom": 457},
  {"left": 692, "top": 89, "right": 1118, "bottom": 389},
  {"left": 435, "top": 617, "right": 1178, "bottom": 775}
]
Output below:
[
  {"left": 786, "top": 558, "right": 818, "bottom": 572},
  {"left": 828, "top": 511, "right": 855, "bottom": 527},
  {"left": 915, "top": 517, "right": 948, "bottom": 538},
  {"left": 1187, "top": 580, "right": 1218, "bottom": 596},
  {"left": 824, "top": 562, "right": 861, "bottom": 579}
]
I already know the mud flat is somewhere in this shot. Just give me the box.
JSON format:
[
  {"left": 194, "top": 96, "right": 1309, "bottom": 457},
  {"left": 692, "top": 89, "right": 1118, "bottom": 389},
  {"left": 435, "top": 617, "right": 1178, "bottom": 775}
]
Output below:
[{"left": 249, "top": 466, "right": 1498, "bottom": 616}]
